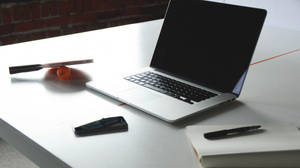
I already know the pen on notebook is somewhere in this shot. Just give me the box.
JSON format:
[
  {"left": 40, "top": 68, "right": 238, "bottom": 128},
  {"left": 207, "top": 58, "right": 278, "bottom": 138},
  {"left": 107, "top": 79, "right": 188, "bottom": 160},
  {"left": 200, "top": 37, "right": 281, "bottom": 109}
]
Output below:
[
  {"left": 9, "top": 59, "right": 93, "bottom": 74},
  {"left": 204, "top": 125, "right": 262, "bottom": 140}
]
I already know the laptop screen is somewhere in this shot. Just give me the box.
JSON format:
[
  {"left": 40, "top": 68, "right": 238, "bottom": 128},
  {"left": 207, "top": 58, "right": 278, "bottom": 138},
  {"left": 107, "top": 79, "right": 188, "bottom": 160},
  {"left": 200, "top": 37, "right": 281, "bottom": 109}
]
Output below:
[{"left": 150, "top": 0, "right": 266, "bottom": 94}]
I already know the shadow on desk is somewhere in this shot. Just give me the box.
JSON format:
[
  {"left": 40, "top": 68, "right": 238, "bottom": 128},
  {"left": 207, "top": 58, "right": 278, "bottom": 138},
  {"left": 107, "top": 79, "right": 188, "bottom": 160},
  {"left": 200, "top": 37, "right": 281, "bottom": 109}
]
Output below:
[
  {"left": 10, "top": 68, "right": 91, "bottom": 94},
  {"left": 172, "top": 101, "right": 246, "bottom": 128}
]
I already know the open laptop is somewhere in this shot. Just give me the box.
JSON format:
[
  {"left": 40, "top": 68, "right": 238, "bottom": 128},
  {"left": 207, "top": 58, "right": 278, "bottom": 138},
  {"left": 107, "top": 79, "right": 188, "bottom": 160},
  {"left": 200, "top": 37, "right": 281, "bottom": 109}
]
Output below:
[{"left": 87, "top": 0, "right": 267, "bottom": 122}]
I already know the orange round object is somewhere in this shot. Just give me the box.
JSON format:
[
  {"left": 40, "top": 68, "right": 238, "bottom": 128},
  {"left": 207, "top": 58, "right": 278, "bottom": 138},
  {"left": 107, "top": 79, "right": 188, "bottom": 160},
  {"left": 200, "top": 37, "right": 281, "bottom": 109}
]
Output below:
[{"left": 56, "top": 66, "right": 71, "bottom": 80}]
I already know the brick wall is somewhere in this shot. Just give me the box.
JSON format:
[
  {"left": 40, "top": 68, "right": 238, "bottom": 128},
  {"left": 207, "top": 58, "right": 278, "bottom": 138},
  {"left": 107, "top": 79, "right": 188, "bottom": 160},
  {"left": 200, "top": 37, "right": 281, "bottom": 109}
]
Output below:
[{"left": 0, "top": 0, "right": 168, "bottom": 46}]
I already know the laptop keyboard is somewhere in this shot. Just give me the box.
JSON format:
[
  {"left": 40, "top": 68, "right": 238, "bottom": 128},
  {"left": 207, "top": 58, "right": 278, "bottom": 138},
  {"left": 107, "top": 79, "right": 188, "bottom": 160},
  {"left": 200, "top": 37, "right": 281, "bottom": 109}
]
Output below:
[{"left": 124, "top": 71, "right": 217, "bottom": 104}]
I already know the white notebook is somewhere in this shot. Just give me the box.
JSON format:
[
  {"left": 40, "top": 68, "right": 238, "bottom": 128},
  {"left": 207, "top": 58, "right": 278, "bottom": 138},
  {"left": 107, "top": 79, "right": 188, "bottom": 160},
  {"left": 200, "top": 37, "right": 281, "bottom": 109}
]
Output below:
[{"left": 185, "top": 125, "right": 300, "bottom": 168}]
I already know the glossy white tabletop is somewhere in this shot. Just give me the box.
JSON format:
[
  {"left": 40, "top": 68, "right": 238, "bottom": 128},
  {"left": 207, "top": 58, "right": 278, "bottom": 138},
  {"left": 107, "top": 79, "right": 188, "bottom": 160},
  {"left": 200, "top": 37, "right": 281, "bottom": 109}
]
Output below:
[{"left": 0, "top": 19, "right": 300, "bottom": 168}]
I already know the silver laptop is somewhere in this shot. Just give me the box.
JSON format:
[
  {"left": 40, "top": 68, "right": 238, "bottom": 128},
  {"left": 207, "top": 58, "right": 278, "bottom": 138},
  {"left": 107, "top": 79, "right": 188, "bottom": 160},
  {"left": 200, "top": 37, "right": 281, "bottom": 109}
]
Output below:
[{"left": 87, "top": 0, "right": 267, "bottom": 122}]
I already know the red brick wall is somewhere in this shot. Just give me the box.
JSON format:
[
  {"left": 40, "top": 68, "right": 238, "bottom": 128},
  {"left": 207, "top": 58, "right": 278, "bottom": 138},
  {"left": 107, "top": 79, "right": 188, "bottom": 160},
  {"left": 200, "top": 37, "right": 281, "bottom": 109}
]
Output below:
[{"left": 0, "top": 0, "right": 168, "bottom": 46}]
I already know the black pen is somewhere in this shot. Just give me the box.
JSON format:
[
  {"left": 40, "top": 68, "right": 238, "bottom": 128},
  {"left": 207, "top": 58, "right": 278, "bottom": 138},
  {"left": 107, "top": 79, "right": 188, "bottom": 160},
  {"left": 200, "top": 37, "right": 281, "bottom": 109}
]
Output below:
[{"left": 204, "top": 125, "right": 261, "bottom": 140}]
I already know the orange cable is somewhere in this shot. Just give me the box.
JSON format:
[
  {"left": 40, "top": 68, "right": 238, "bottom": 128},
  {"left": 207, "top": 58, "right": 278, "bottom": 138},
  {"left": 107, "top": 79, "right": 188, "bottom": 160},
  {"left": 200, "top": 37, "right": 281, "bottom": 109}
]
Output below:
[{"left": 250, "top": 48, "right": 300, "bottom": 66}]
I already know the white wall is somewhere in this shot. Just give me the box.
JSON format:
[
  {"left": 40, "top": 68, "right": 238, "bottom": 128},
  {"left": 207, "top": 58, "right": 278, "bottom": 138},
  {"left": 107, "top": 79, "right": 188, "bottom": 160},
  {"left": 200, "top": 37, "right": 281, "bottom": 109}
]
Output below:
[{"left": 223, "top": 0, "right": 300, "bottom": 31}]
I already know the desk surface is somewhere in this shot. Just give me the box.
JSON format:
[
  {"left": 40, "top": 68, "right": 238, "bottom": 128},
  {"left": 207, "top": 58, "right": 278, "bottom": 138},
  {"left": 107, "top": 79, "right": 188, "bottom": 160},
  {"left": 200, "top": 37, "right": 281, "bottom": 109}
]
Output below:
[{"left": 0, "top": 19, "right": 300, "bottom": 168}]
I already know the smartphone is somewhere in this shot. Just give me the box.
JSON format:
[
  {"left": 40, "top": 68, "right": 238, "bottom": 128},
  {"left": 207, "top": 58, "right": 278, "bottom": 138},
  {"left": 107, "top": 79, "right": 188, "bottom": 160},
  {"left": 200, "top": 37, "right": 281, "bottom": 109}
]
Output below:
[{"left": 74, "top": 116, "right": 128, "bottom": 136}]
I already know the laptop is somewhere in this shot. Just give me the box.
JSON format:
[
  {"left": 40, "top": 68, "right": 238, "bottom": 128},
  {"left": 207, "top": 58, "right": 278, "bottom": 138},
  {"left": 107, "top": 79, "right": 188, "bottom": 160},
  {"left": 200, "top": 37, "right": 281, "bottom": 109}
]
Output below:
[{"left": 87, "top": 0, "right": 267, "bottom": 122}]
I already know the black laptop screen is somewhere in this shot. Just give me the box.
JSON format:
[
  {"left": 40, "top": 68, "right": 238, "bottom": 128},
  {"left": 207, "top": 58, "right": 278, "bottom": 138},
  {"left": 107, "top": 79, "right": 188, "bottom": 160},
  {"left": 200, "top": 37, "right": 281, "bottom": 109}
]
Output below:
[{"left": 150, "top": 0, "right": 266, "bottom": 94}]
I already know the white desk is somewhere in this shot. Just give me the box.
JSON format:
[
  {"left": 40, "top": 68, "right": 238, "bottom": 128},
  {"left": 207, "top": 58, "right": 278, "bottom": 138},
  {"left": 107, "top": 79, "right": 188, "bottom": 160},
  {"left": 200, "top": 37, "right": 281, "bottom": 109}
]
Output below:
[{"left": 0, "top": 19, "right": 300, "bottom": 168}]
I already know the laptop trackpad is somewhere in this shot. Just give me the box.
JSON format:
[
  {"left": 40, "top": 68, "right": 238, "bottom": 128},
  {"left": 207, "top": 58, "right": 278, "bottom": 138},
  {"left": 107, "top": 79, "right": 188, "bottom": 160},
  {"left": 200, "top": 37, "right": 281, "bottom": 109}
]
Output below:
[{"left": 118, "top": 87, "right": 162, "bottom": 103}]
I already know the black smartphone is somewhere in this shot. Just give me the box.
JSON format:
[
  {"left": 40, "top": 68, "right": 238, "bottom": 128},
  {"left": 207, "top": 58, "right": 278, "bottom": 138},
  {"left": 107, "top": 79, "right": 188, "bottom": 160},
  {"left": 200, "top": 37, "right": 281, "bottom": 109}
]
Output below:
[{"left": 74, "top": 116, "right": 128, "bottom": 136}]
